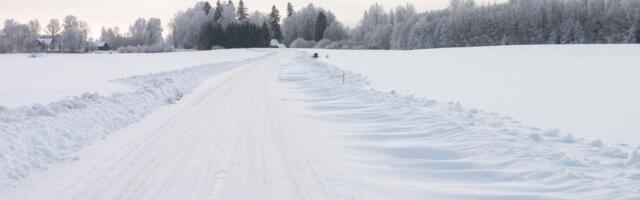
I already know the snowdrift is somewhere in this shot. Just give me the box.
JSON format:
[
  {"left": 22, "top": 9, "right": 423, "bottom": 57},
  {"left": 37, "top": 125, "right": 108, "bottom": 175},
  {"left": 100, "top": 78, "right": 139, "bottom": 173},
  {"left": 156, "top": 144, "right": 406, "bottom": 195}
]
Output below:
[
  {"left": 280, "top": 52, "right": 640, "bottom": 199},
  {"left": 0, "top": 55, "right": 266, "bottom": 185}
]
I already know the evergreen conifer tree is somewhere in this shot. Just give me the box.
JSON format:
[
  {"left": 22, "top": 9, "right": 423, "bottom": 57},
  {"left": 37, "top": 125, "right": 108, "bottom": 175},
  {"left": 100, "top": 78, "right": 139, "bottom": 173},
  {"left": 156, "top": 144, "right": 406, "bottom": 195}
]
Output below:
[
  {"left": 237, "top": 0, "right": 249, "bottom": 22},
  {"left": 261, "top": 22, "right": 272, "bottom": 47},
  {"left": 269, "top": 5, "right": 283, "bottom": 42},
  {"left": 198, "top": 22, "right": 215, "bottom": 50},
  {"left": 203, "top": 2, "right": 212, "bottom": 15},
  {"left": 214, "top": 1, "right": 224, "bottom": 22},
  {"left": 287, "top": 2, "right": 294, "bottom": 17},
  {"left": 315, "top": 12, "right": 328, "bottom": 41}
]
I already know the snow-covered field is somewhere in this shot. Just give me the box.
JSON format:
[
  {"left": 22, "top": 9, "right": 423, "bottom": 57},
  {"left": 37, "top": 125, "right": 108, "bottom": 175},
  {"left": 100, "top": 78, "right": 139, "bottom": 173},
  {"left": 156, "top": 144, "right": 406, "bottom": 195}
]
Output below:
[
  {"left": 0, "top": 50, "right": 267, "bottom": 107},
  {"left": 0, "top": 47, "right": 639, "bottom": 199},
  {"left": 310, "top": 45, "right": 640, "bottom": 145}
]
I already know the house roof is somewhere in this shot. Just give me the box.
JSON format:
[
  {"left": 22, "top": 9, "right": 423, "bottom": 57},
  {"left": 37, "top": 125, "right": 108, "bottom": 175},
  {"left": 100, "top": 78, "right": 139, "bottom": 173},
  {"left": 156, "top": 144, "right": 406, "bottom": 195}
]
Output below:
[{"left": 37, "top": 38, "right": 53, "bottom": 45}]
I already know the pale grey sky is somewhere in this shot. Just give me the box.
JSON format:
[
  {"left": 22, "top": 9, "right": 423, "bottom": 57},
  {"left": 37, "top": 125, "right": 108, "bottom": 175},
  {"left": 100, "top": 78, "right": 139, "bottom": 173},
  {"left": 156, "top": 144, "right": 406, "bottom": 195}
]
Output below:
[{"left": 0, "top": 0, "right": 505, "bottom": 38}]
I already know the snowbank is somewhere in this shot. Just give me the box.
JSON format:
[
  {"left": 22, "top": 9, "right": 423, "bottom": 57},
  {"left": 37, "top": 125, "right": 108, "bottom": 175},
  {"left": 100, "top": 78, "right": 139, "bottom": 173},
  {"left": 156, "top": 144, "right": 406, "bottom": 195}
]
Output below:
[
  {"left": 308, "top": 45, "right": 640, "bottom": 145},
  {"left": 280, "top": 52, "right": 640, "bottom": 199},
  {"left": 0, "top": 54, "right": 266, "bottom": 185}
]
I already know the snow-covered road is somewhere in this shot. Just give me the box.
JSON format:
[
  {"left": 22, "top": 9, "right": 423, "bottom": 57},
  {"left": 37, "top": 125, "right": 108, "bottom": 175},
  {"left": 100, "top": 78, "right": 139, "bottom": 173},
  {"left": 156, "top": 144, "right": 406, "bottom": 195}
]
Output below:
[
  {"left": 1, "top": 50, "right": 638, "bottom": 200},
  {"left": 0, "top": 51, "right": 346, "bottom": 200}
]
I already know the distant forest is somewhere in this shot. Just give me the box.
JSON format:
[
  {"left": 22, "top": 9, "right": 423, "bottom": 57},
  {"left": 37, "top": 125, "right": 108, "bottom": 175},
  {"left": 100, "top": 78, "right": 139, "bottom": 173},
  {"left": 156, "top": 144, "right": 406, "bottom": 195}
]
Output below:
[{"left": 1, "top": 0, "right": 639, "bottom": 53}]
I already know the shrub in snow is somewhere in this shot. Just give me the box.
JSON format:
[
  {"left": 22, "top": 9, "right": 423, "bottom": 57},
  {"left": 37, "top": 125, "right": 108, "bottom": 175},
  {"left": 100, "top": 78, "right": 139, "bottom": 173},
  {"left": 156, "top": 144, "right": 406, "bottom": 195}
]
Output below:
[
  {"left": 313, "top": 39, "right": 333, "bottom": 49},
  {"left": 543, "top": 129, "right": 560, "bottom": 137},
  {"left": 324, "top": 40, "right": 363, "bottom": 49},
  {"left": 529, "top": 133, "right": 543, "bottom": 142},
  {"left": 590, "top": 139, "right": 604, "bottom": 147},
  {"left": 560, "top": 156, "right": 584, "bottom": 167},
  {"left": 626, "top": 150, "right": 640, "bottom": 166},
  {"left": 561, "top": 134, "right": 576, "bottom": 143},
  {"left": 600, "top": 148, "right": 628, "bottom": 159},
  {"left": 289, "top": 38, "right": 317, "bottom": 48},
  {"left": 117, "top": 43, "right": 175, "bottom": 53},
  {"left": 211, "top": 45, "right": 226, "bottom": 50}
]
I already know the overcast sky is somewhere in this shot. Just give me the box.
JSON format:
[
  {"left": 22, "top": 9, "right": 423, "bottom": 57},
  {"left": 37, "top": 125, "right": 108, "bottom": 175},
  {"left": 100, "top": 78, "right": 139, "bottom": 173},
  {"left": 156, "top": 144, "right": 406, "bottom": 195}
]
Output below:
[{"left": 0, "top": 0, "right": 505, "bottom": 38}]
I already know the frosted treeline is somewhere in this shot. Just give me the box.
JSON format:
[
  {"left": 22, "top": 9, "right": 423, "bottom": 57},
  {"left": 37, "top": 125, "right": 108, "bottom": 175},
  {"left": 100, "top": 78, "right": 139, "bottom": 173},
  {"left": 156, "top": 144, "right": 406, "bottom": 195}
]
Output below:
[
  {"left": 100, "top": 18, "right": 164, "bottom": 50},
  {"left": 167, "top": 1, "right": 281, "bottom": 49},
  {"left": 0, "top": 16, "right": 91, "bottom": 53},
  {"left": 0, "top": 16, "right": 165, "bottom": 53},
  {"left": 305, "top": 0, "right": 640, "bottom": 49},
  {"left": 2, "top": 0, "right": 639, "bottom": 53},
  {"left": 166, "top": 1, "right": 350, "bottom": 49}
]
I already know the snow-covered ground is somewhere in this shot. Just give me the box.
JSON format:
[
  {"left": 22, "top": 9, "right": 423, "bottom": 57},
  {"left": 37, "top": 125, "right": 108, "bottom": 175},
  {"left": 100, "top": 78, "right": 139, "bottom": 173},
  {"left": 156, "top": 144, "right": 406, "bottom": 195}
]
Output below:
[
  {"left": 0, "top": 50, "right": 267, "bottom": 107},
  {"left": 0, "top": 48, "right": 638, "bottom": 199},
  {"left": 309, "top": 45, "right": 640, "bottom": 145}
]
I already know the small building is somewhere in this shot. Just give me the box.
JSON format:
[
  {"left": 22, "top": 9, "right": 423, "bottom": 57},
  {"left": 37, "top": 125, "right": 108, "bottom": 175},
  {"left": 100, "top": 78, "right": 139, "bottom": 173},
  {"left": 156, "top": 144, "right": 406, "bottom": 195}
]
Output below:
[
  {"left": 93, "top": 41, "right": 110, "bottom": 51},
  {"left": 35, "top": 38, "right": 53, "bottom": 52}
]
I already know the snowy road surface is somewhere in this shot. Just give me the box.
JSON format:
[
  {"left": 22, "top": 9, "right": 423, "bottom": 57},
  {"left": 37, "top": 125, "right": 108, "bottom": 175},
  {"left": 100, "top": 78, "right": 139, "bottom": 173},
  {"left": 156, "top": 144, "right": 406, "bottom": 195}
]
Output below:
[
  {"left": 1, "top": 50, "right": 639, "bottom": 199},
  {"left": 0, "top": 51, "right": 345, "bottom": 199}
]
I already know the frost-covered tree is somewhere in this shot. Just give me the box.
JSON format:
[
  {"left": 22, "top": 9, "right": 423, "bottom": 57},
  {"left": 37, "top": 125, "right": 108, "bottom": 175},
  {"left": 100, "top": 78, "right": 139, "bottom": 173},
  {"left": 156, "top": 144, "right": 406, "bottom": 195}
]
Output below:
[
  {"left": 62, "top": 15, "right": 82, "bottom": 52},
  {"left": 352, "top": 3, "right": 391, "bottom": 49},
  {"left": 79, "top": 21, "right": 90, "bottom": 51},
  {"left": 390, "top": 4, "right": 417, "bottom": 50},
  {"left": 100, "top": 27, "right": 126, "bottom": 49},
  {"left": 219, "top": 1, "right": 238, "bottom": 28},
  {"left": 145, "top": 18, "right": 163, "bottom": 45},
  {"left": 129, "top": 18, "right": 147, "bottom": 45},
  {"left": 282, "top": 3, "right": 336, "bottom": 45},
  {"left": 323, "top": 21, "right": 349, "bottom": 41},
  {"left": 45, "top": 19, "right": 61, "bottom": 50},
  {"left": 169, "top": 2, "right": 209, "bottom": 48},
  {"left": 342, "top": 0, "right": 640, "bottom": 50},
  {"left": 0, "top": 19, "right": 32, "bottom": 52},
  {"left": 249, "top": 11, "right": 267, "bottom": 26}
]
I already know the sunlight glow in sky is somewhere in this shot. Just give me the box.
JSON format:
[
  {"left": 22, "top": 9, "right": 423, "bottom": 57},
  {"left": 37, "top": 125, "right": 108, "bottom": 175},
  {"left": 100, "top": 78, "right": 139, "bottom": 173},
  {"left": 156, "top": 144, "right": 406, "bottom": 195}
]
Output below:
[{"left": 0, "top": 0, "right": 505, "bottom": 38}]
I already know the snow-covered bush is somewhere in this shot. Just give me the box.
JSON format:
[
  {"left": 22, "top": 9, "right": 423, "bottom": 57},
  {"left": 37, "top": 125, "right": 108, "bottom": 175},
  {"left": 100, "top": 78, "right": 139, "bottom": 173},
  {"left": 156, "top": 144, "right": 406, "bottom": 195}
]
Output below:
[
  {"left": 313, "top": 39, "right": 333, "bottom": 49},
  {"left": 289, "top": 38, "right": 317, "bottom": 48},
  {"left": 211, "top": 45, "right": 226, "bottom": 50},
  {"left": 117, "top": 43, "right": 175, "bottom": 53},
  {"left": 324, "top": 40, "right": 364, "bottom": 49}
]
